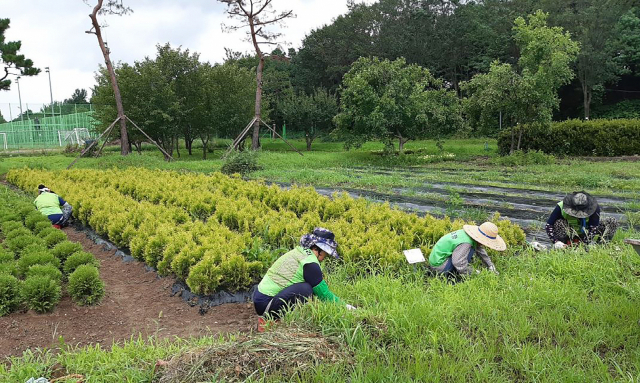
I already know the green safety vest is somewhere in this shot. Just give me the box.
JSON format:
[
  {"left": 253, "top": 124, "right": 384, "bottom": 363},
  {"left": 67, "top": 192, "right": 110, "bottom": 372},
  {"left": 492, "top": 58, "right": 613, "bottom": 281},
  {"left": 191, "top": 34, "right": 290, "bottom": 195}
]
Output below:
[
  {"left": 558, "top": 201, "right": 587, "bottom": 235},
  {"left": 429, "top": 229, "right": 475, "bottom": 267},
  {"left": 258, "top": 246, "right": 320, "bottom": 297},
  {"left": 34, "top": 192, "right": 62, "bottom": 216}
]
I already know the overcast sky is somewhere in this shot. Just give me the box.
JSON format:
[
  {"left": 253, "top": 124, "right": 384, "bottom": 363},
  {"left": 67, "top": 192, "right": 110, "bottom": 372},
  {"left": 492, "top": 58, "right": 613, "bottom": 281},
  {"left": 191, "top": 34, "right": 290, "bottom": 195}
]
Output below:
[{"left": 1, "top": 0, "right": 372, "bottom": 119}]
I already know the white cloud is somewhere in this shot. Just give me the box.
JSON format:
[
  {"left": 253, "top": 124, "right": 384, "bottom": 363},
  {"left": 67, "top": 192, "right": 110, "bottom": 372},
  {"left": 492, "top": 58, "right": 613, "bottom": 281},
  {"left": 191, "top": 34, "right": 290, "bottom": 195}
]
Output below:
[{"left": 0, "top": 0, "right": 373, "bottom": 119}]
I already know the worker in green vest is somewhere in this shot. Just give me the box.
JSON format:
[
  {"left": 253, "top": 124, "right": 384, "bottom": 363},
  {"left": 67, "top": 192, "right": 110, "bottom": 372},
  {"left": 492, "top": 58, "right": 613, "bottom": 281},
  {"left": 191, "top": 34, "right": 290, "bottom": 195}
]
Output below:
[
  {"left": 429, "top": 222, "right": 506, "bottom": 276},
  {"left": 253, "top": 227, "right": 355, "bottom": 329},
  {"left": 545, "top": 191, "right": 618, "bottom": 249},
  {"left": 34, "top": 184, "right": 73, "bottom": 228}
]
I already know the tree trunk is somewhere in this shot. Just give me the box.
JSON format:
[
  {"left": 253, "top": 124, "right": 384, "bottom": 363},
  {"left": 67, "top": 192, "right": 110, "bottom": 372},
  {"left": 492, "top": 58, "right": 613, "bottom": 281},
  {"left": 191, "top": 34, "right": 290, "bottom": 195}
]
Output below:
[
  {"left": 398, "top": 136, "right": 409, "bottom": 153},
  {"left": 582, "top": 82, "right": 592, "bottom": 120},
  {"left": 175, "top": 136, "right": 180, "bottom": 158},
  {"left": 89, "top": 0, "right": 129, "bottom": 156},
  {"left": 517, "top": 127, "right": 523, "bottom": 151},
  {"left": 510, "top": 128, "right": 516, "bottom": 154},
  {"left": 134, "top": 141, "right": 142, "bottom": 154},
  {"left": 201, "top": 135, "right": 209, "bottom": 160},
  {"left": 251, "top": 55, "right": 264, "bottom": 150},
  {"left": 305, "top": 134, "right": 313, "bottom": 151}
]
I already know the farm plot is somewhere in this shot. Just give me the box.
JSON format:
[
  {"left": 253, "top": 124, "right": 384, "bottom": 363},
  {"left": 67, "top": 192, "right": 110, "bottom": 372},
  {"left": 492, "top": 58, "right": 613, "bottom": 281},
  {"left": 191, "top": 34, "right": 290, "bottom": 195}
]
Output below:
[
  {"left": 7, "top": 168, "right": 526, "bottom": 297},
  {"left": 0, "top": 185, "right": 254, "bottom": 358}
]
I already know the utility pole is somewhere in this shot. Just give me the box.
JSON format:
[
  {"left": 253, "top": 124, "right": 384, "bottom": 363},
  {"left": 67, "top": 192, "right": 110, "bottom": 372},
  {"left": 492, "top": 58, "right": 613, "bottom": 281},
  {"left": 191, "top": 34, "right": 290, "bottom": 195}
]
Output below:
[{"left": 45, "top": 67, "right": 54, "bottom": 118}]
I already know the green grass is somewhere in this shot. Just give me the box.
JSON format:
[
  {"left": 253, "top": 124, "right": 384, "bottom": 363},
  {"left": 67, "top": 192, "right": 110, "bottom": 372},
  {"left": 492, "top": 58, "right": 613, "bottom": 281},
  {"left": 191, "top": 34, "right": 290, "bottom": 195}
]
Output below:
[{"left": 2, "top": 236, "right": 639, "bottom": 382}]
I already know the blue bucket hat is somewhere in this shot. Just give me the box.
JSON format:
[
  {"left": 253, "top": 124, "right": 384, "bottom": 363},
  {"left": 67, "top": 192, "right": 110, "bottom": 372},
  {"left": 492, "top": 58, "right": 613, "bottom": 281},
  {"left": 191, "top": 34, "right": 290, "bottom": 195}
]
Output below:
[{"left": 300, "top": 227, "right": 339, "bottom": 259}]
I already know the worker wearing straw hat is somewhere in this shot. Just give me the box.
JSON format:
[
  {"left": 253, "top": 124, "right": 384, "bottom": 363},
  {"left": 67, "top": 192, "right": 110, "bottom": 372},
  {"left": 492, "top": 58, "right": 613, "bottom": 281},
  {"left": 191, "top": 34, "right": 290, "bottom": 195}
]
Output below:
[{"left": 429, "top": 222, "right": 506, "bottom": 276}]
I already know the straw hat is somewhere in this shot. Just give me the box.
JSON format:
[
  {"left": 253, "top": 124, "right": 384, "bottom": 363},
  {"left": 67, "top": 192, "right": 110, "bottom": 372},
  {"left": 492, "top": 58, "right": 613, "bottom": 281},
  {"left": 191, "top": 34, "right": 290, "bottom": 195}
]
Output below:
[
  {"left": 562, "top": 191, "right": 598, "bottom": 219},
  {"left": 463, "top": 222, "right": 506, "bottom": 251}
]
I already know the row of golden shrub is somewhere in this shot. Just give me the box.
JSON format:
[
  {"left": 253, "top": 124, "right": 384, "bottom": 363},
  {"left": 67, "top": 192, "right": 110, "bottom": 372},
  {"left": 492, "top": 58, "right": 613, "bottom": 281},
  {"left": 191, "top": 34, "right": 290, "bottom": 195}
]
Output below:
[{"left": 8, "top": 168, "right": 526, "bottom": 294}]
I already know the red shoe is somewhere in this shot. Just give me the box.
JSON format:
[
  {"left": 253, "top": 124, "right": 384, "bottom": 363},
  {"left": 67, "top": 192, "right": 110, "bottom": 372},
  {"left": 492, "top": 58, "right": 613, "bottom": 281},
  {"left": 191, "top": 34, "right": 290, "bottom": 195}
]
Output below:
[
  {"left": 52, "top": 224, "right": 62, "bottom": 229},
  {"left": 257, "top": 317, "right": 267, "bottom": 333}
]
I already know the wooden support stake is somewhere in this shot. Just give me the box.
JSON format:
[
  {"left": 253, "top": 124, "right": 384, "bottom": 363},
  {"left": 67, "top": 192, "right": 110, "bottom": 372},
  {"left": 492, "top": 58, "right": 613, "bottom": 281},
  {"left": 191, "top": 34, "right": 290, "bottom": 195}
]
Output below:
[
  {"left": 259, "top": 119, "right": 303, "bottom": 156},
  {"left": 67, "top": 116, "right": 120, "bottom": 169},
  {"left": 124, "top": 115, "right": 174, "bottom": 161}
]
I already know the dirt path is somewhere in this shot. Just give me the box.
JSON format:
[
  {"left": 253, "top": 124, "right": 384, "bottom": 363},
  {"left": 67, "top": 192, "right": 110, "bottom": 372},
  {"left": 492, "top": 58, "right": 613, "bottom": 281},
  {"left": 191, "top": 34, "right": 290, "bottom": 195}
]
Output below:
[{"left": 0, "top": 226, "right": 255, "bottom": 359}]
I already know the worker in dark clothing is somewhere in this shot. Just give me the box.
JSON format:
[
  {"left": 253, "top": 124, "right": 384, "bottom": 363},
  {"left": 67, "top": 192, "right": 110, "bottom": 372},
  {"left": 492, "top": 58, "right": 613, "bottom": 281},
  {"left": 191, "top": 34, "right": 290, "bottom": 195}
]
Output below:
[
  {"left": 546, "top": 191, "right": 618, "bottom": 249},
  {"left": 253, "top": 227, "right": 355, "bottom": 331},
  {"left": 34, "top": 184, "right": 73, "bottom": 228}
]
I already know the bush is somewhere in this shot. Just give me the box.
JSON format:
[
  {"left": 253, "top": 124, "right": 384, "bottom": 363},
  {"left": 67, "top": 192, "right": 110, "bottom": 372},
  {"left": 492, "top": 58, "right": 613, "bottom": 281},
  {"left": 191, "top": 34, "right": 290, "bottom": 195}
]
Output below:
[
  {"left": 44, "top": 230, "right": 67, "bottom": 248},
  {"left": 497, "top": 119, "right": 640, "bottom": 156},
  {"left": 1, "top": 220, "right": 24, "bottom": 235},
  {"left": 0, "top": 262, "right": 18, "bottom": 277},
  {"left": 37, "top": 227, "right": 59, "bottom": 239},
  {"left": 0, "top": 274, "right": 20, "bottom": 316},
  {"left": 33, "top": 221, "right": 53, "bottom": 235},
  {"left": 4, "top": 227, "right": 33, "bottom": 241},
  {"left": 17, "top": 205, "right": 36, "bottom": 220},
  {"left": 51, "top": 241, "right": 83, "bottom": 263},
  {"left": 21, "top": 276, "right": 61, "bottom": 313},
  {"left": 20, "top": 243, "right": 49, "bottom": 257},
  {"left": 221, "top": 151, "right": 262, "bottom": 175},
  {"left": 492, "top": 150, "right": 555, "bottom": 166},
  {"left": 25, "top": 212, "right": 50, "bottom": 231},
  {"left": 26, "top": 264, "right": 63, "bottom": 282},
  {"left": 68, "top": 265, "right": 104, "bottom": 306},
  {"left": 17, "top": 252, "right": 61, "bottom": 277},
  {"left": 6, "top": 235, "right": 39, "bottom": 254},
  {"left": 592, "top": 100, "right": 640, "bottom": 119},
  {"left": 0, "top": 249, "right": 14, "bottom": 263},
  {"left": 64, "top": 251, "right": 99, "bottom": 275}
]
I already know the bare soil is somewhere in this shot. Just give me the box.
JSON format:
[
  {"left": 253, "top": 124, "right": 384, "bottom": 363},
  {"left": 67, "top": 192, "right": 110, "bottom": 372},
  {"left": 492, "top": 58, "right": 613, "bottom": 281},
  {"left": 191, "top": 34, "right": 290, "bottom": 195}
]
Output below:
[{"left": 0, "top": 226, "right": 255, "bottom": 359}]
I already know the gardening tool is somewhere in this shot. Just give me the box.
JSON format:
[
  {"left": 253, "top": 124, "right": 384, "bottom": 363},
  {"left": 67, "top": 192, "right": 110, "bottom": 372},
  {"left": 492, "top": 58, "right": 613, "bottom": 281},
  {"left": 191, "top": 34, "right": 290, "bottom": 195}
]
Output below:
[{"left": 624, "top": 239, "right": 640, "bottom": 256}]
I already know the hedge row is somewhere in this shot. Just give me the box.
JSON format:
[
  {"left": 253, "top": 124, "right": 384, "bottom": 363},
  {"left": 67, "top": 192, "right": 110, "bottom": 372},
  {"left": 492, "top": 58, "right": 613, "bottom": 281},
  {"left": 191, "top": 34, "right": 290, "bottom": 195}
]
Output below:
[
  {"left": 8, "top": 168, "right": 527, "bottom": 295},
  {"left": 497, "top": 119, "right": 640, "bottom": 156},
  {"left": 0, "top": 185, "right": 104, "bottom": 315}
]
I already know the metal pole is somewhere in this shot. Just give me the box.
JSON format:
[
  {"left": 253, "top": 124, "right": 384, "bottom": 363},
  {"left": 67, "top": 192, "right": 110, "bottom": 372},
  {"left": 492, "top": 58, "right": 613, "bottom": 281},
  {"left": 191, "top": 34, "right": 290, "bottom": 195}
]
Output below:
[
  {"left": 16, "top": 76, "right": 23, "bottom": 122},
  {"left": 45, "top": 67, "right": 54, "bottom": 119}
]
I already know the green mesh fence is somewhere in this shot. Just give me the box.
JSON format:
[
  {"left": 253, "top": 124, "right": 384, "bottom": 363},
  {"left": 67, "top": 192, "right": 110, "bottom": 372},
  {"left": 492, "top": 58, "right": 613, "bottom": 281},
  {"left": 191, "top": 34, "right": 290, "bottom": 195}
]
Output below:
[{"left": 0, "top": 108, "right": 99, "bottom": 150}]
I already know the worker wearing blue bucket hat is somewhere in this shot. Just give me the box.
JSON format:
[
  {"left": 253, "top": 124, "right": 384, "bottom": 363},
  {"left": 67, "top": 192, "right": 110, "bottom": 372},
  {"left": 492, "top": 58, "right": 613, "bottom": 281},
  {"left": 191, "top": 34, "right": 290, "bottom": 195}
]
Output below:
[{"left": 253, "top": 227, "right": 355, "bottom": 330}]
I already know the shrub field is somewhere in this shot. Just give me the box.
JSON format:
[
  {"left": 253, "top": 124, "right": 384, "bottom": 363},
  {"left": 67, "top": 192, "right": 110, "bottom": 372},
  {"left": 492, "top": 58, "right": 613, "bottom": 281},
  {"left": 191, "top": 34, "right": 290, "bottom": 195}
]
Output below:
[{"left": 0, "top": 185, "right": 105, "bottom": 315}]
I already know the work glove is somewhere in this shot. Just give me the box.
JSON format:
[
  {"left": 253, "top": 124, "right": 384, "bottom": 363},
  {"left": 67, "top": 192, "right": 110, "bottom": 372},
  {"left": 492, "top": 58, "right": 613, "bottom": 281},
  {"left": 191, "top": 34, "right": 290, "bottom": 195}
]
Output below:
[
  {"left": 488, "top": 266, "right": 499, "bottom": 275},
  {"left": 345, "top": 304, "right": 357, "bottom": 311},
  {"left": 554, "top": 241, "right": 567, "bottom": 250}
]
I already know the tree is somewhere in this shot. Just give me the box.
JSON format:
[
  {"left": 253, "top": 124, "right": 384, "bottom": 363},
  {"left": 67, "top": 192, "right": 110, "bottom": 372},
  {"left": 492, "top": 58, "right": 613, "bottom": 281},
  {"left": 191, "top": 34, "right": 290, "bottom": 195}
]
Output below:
[
  {"left": 0, "top": 18, "right": 40, "bottom": 91},
  {"left": 335, "top": 57, "right": 462, "bottom": 152},
  {"left": 0, "top": 111, "right": 6, "bottom": 124},
  {"left": 195, "top": 63, "right": 255, "bottom": 159},
  {"left": 615, "top": 8, "right": 640, "bottom": 76},
  {"left": 462, "top": 10, "right": 579, "bottom": 151},
  {"left": 279, "top": 88, "right": 338, "bottom": 151},
  {"left": 219, "top": 0, "right": 294, "bottom": 150},
  {"left": 65, "top": 88, "right": 89, "bottom": 104},
  {"left": 84, "top": 0, "right": 132, "bottom": 155}
]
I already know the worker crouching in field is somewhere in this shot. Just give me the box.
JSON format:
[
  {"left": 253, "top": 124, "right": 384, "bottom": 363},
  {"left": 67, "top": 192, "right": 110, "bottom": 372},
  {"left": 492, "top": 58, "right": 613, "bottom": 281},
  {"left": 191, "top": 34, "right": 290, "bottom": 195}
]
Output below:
[
  {"left": 546, "top": 191, "right": 618, "bottom": 249},
  {"left": 253, "top": 227, "right": 355, "bottom": 331},
  {"left": 429, "top": 222, "right": 506, "bottom": 276},
  {"left": 34, "top": 184, "right": 73, "bottom": 228}
]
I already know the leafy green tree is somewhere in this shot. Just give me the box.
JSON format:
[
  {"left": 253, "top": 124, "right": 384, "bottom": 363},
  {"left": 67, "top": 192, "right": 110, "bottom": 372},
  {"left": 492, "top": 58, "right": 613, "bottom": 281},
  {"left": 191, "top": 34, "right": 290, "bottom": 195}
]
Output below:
[
  {"left": 462, "top": 10, "right": 579, "bottom": 152},
  {"left": 335, "top": 57, "right": 462, "bottom": 152},
  {"left": 195, "top": 62, "right": 255, "bottom": 159},
  {"left": 279, "top": 88, "right": 338, "bottom": 150},
  {"left": 615, "top": 8, "right": 640, "bottom": 75},
  {"left": 65, "top": 89, "right": 89, "bottom": 104},
  {"left": 0, "top": 111, "right": 6, "bottom": 124},
  {"left": 0, "top": 18, "right": 40, "bottom": 91}
]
